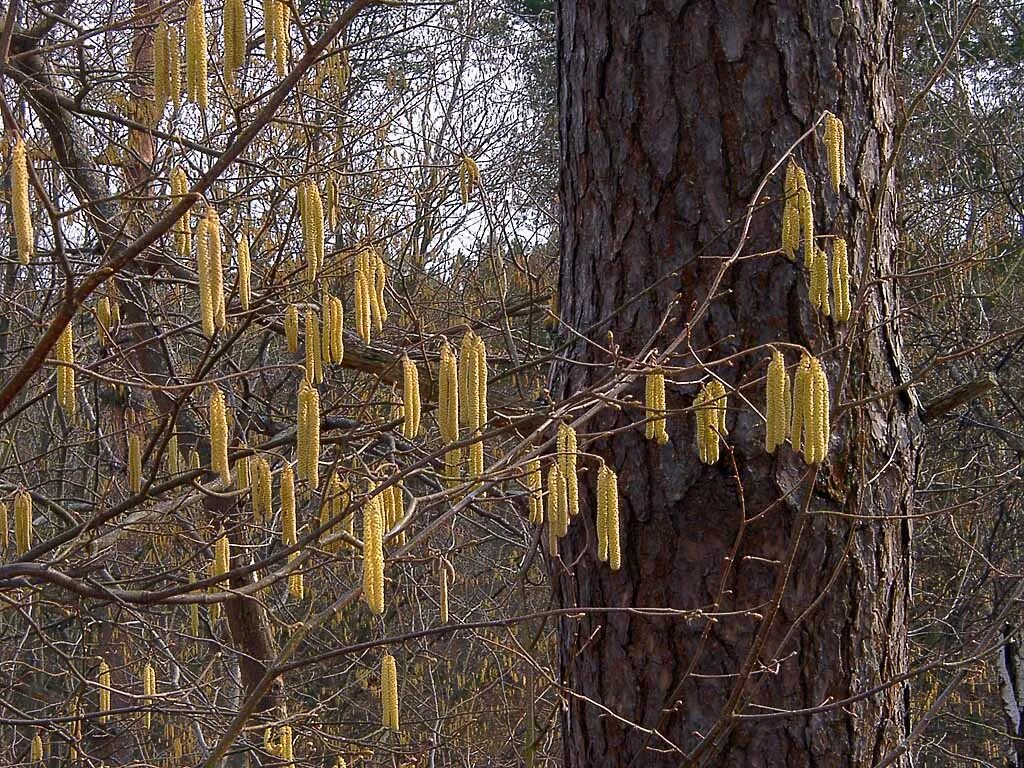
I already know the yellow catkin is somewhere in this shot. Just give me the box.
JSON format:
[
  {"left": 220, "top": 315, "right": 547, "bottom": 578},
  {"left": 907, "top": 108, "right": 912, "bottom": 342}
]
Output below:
[
  {"left": 401, "top": 355, "right": 420, "bottom": 440},
  {"left": 297, "top": 380, "right": 320, "bottom": 489},
  {"left": 362, "top": 493, "right": 385, "bottom": 614},
  {"left": 142, "top": 663, "right": 156, "bottom": 730},
  {"left": 696, "top": 380, "right": 727, "bottom": 464},
  {"left": 281, "top": 464, "right": 296, "bottom": 545},
  {"left": 253, "top": 455, "right": 272, "bottom": 523},
  {"left": 645, "top": 371, "right": 669, "bottom": 444},
  {"left": 154, "top": 20, "right": 170, "bottom": 114},
  {"left": 328, "top": 295, "right": 344, "bottom": 363},
  {"left": 98, "top": 660, "right": 111, "bottom": 723},
  {"left": 223, "top": 0, "right": 246, "bottom": 86},
  {"left": 284, "top": 304, "right": 299, "bottom": 353},
  {"left": 557, "top": 422, "right": 579, "bottom": 518},
  {"left": 170, "top": 166, "right": 191, "bottom": 259},
  {"left": 304, "top": 309, "right": 323, "bottom": 385},
  {"left": 30, "top": 733, "right": 43, "bottom": 762},
  {"left": 279, "top": 724, "right": 293, "bottom": 763},
  {"left": 381, "top": 653, "right": 400, "bottom": 732},
  {"left": 458, "top": 156, "right": 481, "bottom": 204},
  {"left": 0, "top": 502, "right": 7, "bottom": 556},
  {"left": 797, "top": 165, "right": 814, "bottom": 265},
  {"left": 168, "top": 25, "right": 182, "bottom": 109},
  {"left": 238, "top": 234, "right": 251, "bottom": 312},
  {"left": 12, "top": 138, "right": 33, "bottom": 264},
  {"left": 273, "top": 0, "right": 289, "bottom": 76},
  {"left": 354, "top": 269, "right": 371, "bottom": 343},
  {"left": 371, "top": 251, "right": 389, "bottom": 331},
  {"left": 823, "top": 111, "right": 846, "bottom": 194},
  {"left": 546, "top": 464, "right": 566, "bottom": 556},
  {"left": 210, "top": 387, "right": 231, "bottom": 485},
  {"left": 289, "top": 555, "right": 304, "bottom": 601},
  {"left": 781, "top": 160, "right": 800, "bottom": 260},
  {"left": 810, "top": 247, "right": 830, "bottom": 316},
  {"left": 207, "top": 209, "right": 226, "bottom": 330},
  {"left": 167, "top": 433, "right": 181, "bottom": 475},
  {"left": 128, "top": 432, "right": 143, "bottom": 494},
  {"left": 439, "top": 559, "right": 453, "bottom": 623},
  {"left": 56, "top": 322, "right": 76, "bottom": 416},
  {"left": 807, "top": 358, "right": 831, "bottom": 464},
  {"left": 214, "top": 529, "right": 230, "bottom": 579},
  {"left": 306, "top": 181, "right": 325, "bottom": 282},
  {"left": 97, "top": 296, "right": 113, "bottom": 345},
  {"left": 598, "top": 463, "right": 621, "bottom": 571},
  {"left": 14, "top": 490, "right": 32, "bottom": 555},
  {"left": 832, "top": 237, "right": 851, "bottom": 322},
  {"left": 196, "top": 212, "right": 214, "bottom": 337},
  {"left": 263, "top": 0, "right": 276, "bottom": 58},
  {"left": 185, "top": 0, "right": 208, "bottom": 109},
  {"left": 596, "top": 463, "right": 609, "bottom": 562},
  {"left": 790, "top": 355, "right": 812, "bottom": 456},
  {"left": 765, "top": 349, "right": 790, "bottom": 453},
  {"left": 526, "top": 458, "right": 542, "bottom": 525}
]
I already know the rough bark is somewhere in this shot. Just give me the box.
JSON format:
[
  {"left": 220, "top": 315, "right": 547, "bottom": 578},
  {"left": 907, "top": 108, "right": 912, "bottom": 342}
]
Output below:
[{"left": 554, "top": 1, "right": 917, "bottom": 765}]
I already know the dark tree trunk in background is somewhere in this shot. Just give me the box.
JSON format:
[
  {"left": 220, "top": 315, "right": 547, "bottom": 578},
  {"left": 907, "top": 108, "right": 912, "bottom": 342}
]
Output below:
[{"left": 554, "top": 1, "right": 917, "bottom": 765}]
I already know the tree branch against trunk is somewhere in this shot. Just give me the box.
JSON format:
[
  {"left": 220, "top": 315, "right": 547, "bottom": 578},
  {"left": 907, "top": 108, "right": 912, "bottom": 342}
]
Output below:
[{"left": 553, "top": 2, "right": 918, "bottom": 765}]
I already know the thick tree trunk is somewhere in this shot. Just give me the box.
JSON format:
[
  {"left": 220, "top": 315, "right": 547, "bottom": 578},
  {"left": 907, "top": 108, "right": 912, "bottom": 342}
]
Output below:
[{"left": 554, "top": 1, "right": 917, "bottom": 766}]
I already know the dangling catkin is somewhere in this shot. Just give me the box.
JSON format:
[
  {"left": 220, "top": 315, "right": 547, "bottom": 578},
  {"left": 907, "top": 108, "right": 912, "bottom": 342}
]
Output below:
[
  {"left": 807, "top": 358, "right": 831, "bottom": 464},
  {"left": 253, "top": 455, "right": 272, "bottom": 523},
  {"left": 168, "top": 25, "right": 182, "bottom": 109},
  {"left": 458, "top": 156, "right": 481, "bottom": 204},
  {"left": 262, "top": 0, "right": 276, "bottom": 58},
  {"left": 557, "top": 422, "right": 579, "bottom": 517},
  {"left": 362, "top": 493, "right": 385, "bottom": 614},
  {"left": 526, "top": 458, "right": 542, "bottom": 525},
  {"left": 284, "top": 304, "right": 299, "bottom": 353},
  {"left": 206, "top": 208, "right": 226, "bottom": 330},
  {"left": 645, "top": 371, "right": 669, "bottom": 444},
  {"left": 781, "top": 160, "right": 800, "bottom": 261},
  {"left": 329, "top": 295, "right": 344, "bottom": 363},
  {"left": 167, "top": 433, "right": 181, "bottom": 475},
  {"left": 438, "top": 341, "right": 460, "bottom": 444},
  {"left": 320, "top": 290, "right": 333, "bottom": 364},
  {"left": 210, "top": 387, "right": 232, "bottom": 485},
  {"left": 695, "top": 380, "right": 727, "bottom": 464},
  {"left": 401, "top": 355, "right": 420, "bottom": 440},
  {"left": 823, "top": 112, "right": 846, "bottom": 194},
  {"left": 279, "top": 724, "right": 294, "bottom": 763},
  {"left": 289, "top": 555, "right": 304, "bottom": 600},
  {"left": 273, "top": 0, "right": 289, "bottom": 76},
  {"left": 381, "top": 653, "right": 400, "bottom": 732},
  {"left": 238, "top": 234, "right": 251, "bottom": 311},
  {"left": 304, "top": 309, "right": 323, "bottom": 385},
  {"left": 223, "top": 0, "right": 246, "bottom": 87},
  {"left": 185, "top": 0, "right": 208, "bottom": 109},
  {"left": 439, "top": 559, "right": 451, "bottom": 623},
  {"left": 154, "top": 21, "right": 171, "bottom": 113},
  {"left": 14, "top": 490, "right": 32, "bottom": 555},
  {"left": 832, "top": 237, "right": 851, "bottom": 322},
  {"left": 11, "top": 138, "right": 33, "bottom": 264},
  {"left": 765, "top": 349, "right": 790, "bottom": 453},
  {"left": 810, "top": 247, "right": 831, "bottom": 316},
  {"left": 98, "top": 660, "right": 111, "bottom": 723},
  {"left": 30, "top": 733, "right": 43, "bottom": 762},
  {"left": 97, "top": 296, "right": 113, "bottom": 345},
  {"left": 354, "top": 268, "right": 371, "bottom": 343},
  {"left": 56, "top": 322, "right": 76, "bottom": 416},
  {"left": 170, "top": 166, "right": 191, "bottom": 259},
  {"left": 128, "top": 433, "right": 143, "bottom": 493},
  {"left": 797, "top": 166, "right": 814, "bottom": 265},
  {"left": 281, "top": 463, "right": 296, "bottom": 546},
  {"left": 142, "top": 663, "right": 156, "bottom": 730},
  {"left": 597, "top": 462, "right": 621, "bottom": 571},
  {"left": 372, "top": 251, "right": 389, "bottom": 331},
  {"left": 790, "top": 355, "right": 811, "bottom": 456},
  {"left": 214, "top": 529, "right": 230, "bottom": 579},
  {"left": 546, "top": 464, "right": 566, "bottom": 556},
  {"left": 297, "top": 380, "right": 320, "bottom": 488}
]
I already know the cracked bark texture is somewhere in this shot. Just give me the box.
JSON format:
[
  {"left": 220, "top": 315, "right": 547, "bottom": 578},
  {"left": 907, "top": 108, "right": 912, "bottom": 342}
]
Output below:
[{"left": 554, "top": 1, "right": 916, "bottom": 765}]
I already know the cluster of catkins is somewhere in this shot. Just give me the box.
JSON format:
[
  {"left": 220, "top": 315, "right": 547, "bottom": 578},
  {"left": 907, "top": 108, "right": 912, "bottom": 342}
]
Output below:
[{"left": 781, "top": 113, "right": 852, "bottom": 322}]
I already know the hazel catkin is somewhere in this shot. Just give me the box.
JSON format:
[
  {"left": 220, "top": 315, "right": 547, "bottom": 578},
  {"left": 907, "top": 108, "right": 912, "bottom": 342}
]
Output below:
[
  {"left": 381, "top": 652, "right": 400, "bottom": 732},
  {"left": 645, "top": 370, "right": 669, "bottom": 444},
  {"left": 765, "top": 349, "right": 790, "bottom": 453},
  {"left": 11, "top": 138, "right": 33, "bottom": 264},
  {"left": 185, "top": 0, "right": 208, "bottom": 109},
  {"left": 362, "top": 492, "right": 385, "bottom": 614},
  {"left": 401, "top": 355, "right": 420, "bottom": 440},
  {"left": 209, "top": 387, "right": 232, "bottom": 485},
  {"left": 14, "top": 490, "right": 32, "bottom": 555},
  {"left": 832, "top": 236, "right": 851, "bottom": 322}
]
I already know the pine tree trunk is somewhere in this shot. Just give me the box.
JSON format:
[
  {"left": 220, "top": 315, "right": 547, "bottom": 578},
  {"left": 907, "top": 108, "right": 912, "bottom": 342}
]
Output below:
[{"left": 554, "top": 1, "right": 917, "bottom": 765}]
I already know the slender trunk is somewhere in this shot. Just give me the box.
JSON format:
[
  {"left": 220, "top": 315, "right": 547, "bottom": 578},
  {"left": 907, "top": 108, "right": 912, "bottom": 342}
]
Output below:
[{"left": 554, "top": 1, "right": 916, "bottom": 765}]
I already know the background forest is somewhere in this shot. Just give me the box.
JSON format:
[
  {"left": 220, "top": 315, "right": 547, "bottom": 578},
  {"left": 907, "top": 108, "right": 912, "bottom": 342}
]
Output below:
[{"left": 0, "top": 0, "right": 1021, "bottom": 766}]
